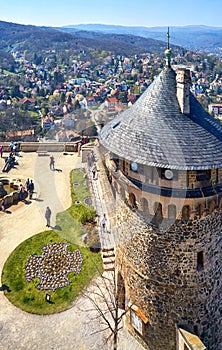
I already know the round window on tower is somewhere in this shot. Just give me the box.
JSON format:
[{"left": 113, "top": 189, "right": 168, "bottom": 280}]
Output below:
[
  {"left": 131, "top": 162, "right": 138, "bottom": 172},
  {"left": 164, "top": 169, "right": 174, "bottom": 180}
]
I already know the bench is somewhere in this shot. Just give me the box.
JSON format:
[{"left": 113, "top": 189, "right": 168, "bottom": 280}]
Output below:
[{"left": 36, "top": 150, "right": 49, "bottom": 156}]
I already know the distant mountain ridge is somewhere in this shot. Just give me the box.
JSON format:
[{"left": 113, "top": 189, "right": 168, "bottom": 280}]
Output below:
[
  {"left": 0, "top": 20, "right": 184, "bottom": 59},
  {"left": 60, "top": 24, "right": 222, "bottom": 53}
]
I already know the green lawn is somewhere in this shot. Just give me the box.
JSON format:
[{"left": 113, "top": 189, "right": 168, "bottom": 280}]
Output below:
[
  {"left": 56, "top": 168, "right": 97, "bottom": 245},
  {"left": 1, "top": 168, "right": 102, "bottom": 314}
]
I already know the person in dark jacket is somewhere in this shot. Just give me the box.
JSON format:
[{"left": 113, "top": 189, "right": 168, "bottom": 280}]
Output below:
[
  {"left": 45, "top": 206, "right": 51, "bottom": 227},
  {"left": 28, "top": 180, "right": 34, "bottom": 199}
]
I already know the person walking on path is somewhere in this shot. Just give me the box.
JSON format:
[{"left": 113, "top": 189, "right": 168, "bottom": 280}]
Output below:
[
  {"left": 45, "top": 206, "right": 51, "bottom": 227},
  {"left": 18, "top": 183, "right": 25, "bottom": 201},
  {"left": 49, "top": 155, "right": 55, "bottom": 170},
  {"left": 1, "top": 198, "right": 5, "bottom": 212},
  {"left": 90, "top": 150, "right": 95, "bottom": 164},
  {"left": 92, "top": 162, "right": 97, "bottom": 180},
  {"left": 10, "top": 140, "right": 14, "bottom": 153},
  {"left": 0, "top": 145, "right": 3, "bottom": 158},
  {"left": 28, "top": 180, "right": 34, "bottom": 200},
  {"left": 25, "top": 178, "right": 30, "bottom": 191},
  {"left": 12, "top": 143, "right": 17, "bottom": 156},
  {"left": 101, "top": 213, "right": 107, "bottom": 232}
]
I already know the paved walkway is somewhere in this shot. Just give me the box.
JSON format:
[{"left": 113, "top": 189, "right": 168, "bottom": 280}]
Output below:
[
  {"left": 0, "top": 149, "right": 144, "bottom": 350},
  {"left": 87, "top": 148, "right": 116, "bottom": 250}
]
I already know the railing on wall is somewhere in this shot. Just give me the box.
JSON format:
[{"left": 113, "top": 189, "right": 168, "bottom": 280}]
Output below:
[{"left": 0, "top": 141, "right": 80, "bottom": 153}]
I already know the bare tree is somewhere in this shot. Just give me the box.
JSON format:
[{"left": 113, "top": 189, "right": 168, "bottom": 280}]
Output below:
[{"left": 81, "top": 269, "right": 131, "bottom": 350}]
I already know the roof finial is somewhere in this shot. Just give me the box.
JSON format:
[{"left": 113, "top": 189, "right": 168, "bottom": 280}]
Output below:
[
  {"left": 165, "top": 27, "right": 172, "bottom": 67},
  {"left": 167, "top": 27, "right": 170, "bottom": 50}
]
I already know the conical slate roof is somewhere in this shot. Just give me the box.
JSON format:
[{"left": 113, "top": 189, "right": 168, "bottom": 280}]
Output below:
[{"left": 99, "top": 67, "right": 222, "bottom": 170}]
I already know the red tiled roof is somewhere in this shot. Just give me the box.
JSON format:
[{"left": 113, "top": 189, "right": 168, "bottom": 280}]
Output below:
[
  {"left": 6, "top": 129, "right": 35, "bottom": 137},
  {"left": 19, "top": 97, "right": 36, "bottom": 104},
  {"left": 107, "top": 97, "right": 118, "bottom": 103}
]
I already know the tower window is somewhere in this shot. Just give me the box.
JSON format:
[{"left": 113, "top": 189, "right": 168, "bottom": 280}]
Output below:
[
  {"left": 198, "top": 203, "right": 205, "bottom": 217},
  {"left": 160, "top": 168, "right": 178, "bottom": 180},
  {"left": 197, "top": 251, "right": 204, "bottom": 271},
  {"left": 193, "top": 325, "right": 198, "bottom": 335},
  {"left": 196, "top": 170, "right": 210, "bottom": 181},
  {"left": 209, "top": 200, "right": 215, "bottom": 214},
  {"left": 129, "top": 192, "right": 136, "bottom": 208},
  {"left": 182, "top": 205, "right": 190, "bottom": 220}
]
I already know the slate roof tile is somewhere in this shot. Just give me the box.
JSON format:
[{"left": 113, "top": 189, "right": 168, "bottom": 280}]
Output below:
[{"left": 99, "top": 67, "right": 222, "bottom": 170}]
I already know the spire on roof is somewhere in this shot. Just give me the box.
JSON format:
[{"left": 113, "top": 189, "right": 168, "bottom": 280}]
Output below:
[
  {"left": 167, "top": 26, "right": 170, "bottom": 50},
  {"left": 165, "top": 27, "right": 172, "bottom": 67}
]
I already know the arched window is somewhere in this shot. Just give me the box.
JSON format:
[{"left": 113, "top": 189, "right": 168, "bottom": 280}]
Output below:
[
  {"left": 141, "top": 198, "right": 149, "bottom": 213},
  {"left": 197, "top": 251, "right": 204, "bottom": 271},
  {"left": 129, "top": 192, "right": 136, "bottom": 207},
  {"left": 153, "top": 202, "right": 163, "bottom": 221},
  {"left": 209, "top": 200, "right": 215, "bottom": 214},
  {"left": 168, "top": 204, "right": 176, "bottom": 220},
  {"left": 182, "top": 205, "right": 190, "bottom": 220},
  {"left": 198, "top": 203, "right": 205, "bottom": 217}
]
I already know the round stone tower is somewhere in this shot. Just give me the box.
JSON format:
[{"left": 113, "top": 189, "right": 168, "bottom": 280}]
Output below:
[{"left": 99, "top": 51, "right": 222, "bottom": 350}]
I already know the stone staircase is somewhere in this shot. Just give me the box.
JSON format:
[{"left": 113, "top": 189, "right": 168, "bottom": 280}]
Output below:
[{"left": 101, "top": 247, "right": 115, "bottom": 272}]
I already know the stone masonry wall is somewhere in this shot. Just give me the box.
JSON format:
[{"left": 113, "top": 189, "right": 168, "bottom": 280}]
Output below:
[
  {"left": 114, "top": 198, "right": 222, "bottom": 350},
  {"left": 218, "top": 168, "right": 222, "bottom": 182},
  {"left": 211, "top": 169, "right": 217, "bottom": 184}
]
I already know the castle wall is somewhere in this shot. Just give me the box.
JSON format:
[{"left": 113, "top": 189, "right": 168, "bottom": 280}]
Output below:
[{"left": 114, "top": 198, "right": 222, "bottom": 350}]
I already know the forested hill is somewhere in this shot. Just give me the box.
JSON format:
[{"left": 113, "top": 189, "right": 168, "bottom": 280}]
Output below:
[{"left": 0, "top": 20, "right": 184, "bottom": 59}]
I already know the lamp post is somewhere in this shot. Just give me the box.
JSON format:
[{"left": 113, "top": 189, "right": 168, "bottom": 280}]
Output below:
[{"left": 12, "top": 112, "right": 16, "bottom": 132}]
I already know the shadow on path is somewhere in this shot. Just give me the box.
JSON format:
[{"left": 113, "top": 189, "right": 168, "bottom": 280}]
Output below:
[
  {"left": 54, "top": 168, "right": 63, "bottom": 172},
  {"left": 3, "top": 210, "right": 12, "bottom": 214},
  {"left": 34, "top": 198, "right": 44, "bottom": 202}
]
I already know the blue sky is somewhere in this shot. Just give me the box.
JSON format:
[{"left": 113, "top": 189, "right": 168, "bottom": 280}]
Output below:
[{"left": 0, "top": 0, "right": 222, "bottom": 28}]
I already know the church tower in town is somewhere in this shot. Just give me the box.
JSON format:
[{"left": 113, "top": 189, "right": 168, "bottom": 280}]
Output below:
[{"left": 99, "top": 39, "right": 222, "bottom": 350}]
